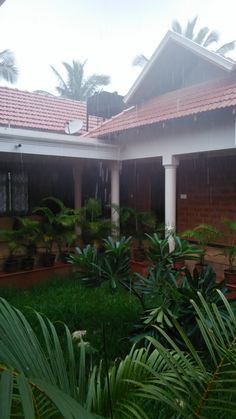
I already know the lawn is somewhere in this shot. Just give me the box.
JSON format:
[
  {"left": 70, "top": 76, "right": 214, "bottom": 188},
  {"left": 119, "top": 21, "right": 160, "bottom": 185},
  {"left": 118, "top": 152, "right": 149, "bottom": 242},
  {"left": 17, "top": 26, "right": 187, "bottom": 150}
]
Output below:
[{"left": 0, "top": 273, "right": 142, "bottom": 362}]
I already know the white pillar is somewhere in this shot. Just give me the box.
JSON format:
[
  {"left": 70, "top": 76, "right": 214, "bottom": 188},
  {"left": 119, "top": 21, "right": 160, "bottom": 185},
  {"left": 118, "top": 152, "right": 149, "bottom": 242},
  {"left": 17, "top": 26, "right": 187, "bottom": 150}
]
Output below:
[
  {"left": 110, "top": 161, "right": 120, "bottom": 235},
  {"left": 73, "top": 165, "right": 83, "bottom": 210},
  {"left": 163, "top": 156, "right": 179, "bottom": 233}
]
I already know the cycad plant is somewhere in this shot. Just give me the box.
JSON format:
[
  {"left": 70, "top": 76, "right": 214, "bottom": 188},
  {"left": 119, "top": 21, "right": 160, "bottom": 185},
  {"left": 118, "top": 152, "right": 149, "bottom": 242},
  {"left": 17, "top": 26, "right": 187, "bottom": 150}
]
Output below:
[{"left": 1, "top": 291, "right": 236, "bottom": 417}]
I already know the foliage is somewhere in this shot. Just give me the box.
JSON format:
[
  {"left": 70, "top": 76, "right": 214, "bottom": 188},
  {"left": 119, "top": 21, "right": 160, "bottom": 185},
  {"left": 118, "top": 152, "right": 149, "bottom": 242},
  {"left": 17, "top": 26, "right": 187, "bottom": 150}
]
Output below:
[
  {"left": 220, "top": 219, "right": 236, "bottom": 271},
  {"left": 131, "top": 265, "right": 230, "bottom": 350},
  {"left": 0, "top": 49, "right": 18, "bottom": 83},
  {"left": 33, "top": 196, "right": 81, "bottom": 257},
  {"left": 146, "top": 232, "right": 201, "bottom": 269},
  {"left": 0, "top": 297, "right": 98, "bottom": 418},
  {"left": 69, "top": 236, "right": 131, "bottom": 293},
  {"left": 68, "top": 244, "right": 102, "bottom": 286},
  {"left": 51, "top": 60, "right": 110, "bottom": 100},
  {"left": 0, "top": 217, "right": 40, "bottom": 258},
  {"left": 14, "top": 217, "right": 40, "bottom": 257},
  {"left": 0, "top": 227, "right": 23, "bottom": 257},
  {"left": 112, "top": 205, "right": 157, "bottom": 240},
  {"left": 100, "top": 236, "right": 131, "bottom": 292},
  {"left": 82, "top": 198, "right": 112, "bottom": 244},
  {"left": 182, "top": 223, "right": 220, "bottom": 265},
  {"left": 133, "top": 16, "right": 236, "bottom": 68},
  {"left": 1, "top": 290, "right": 236, "bottom": 417},
  {"left": 171, "top": 15, "right": 236, "bottom": 55},
  {"left": 0, "top": 276, "right": 140, "bottom": 363}
]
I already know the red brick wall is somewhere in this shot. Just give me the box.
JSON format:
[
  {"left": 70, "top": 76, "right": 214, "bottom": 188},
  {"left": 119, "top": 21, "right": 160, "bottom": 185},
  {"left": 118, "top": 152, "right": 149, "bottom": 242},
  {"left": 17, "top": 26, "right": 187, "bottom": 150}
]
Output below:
[{"left": 177, "top": 155, "right": 236, "bottom": 242}]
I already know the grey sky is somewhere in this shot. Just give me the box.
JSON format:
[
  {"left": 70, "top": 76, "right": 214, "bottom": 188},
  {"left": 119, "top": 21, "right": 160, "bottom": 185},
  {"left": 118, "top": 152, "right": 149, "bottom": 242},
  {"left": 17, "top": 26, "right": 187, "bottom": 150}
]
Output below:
[{"left": 0, "top": 0, "right": 235, "bottom": 96}]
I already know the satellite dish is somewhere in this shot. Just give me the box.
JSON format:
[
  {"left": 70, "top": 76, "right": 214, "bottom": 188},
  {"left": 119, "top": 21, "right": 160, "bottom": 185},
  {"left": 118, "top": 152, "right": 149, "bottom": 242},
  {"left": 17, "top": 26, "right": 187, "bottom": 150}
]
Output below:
[{"left": 64, "top": 119, "right": 83, "bottom": 134}]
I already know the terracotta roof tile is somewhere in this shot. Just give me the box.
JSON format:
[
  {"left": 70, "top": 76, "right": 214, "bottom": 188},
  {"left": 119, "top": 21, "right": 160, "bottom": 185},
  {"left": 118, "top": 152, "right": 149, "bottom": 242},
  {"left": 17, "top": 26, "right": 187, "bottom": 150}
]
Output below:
[
  {"left": 85, "top": 75, "right": 236, "bottom": 138},
  {"left": 0, "top": 87, "right": 103, "bottom": 134}
]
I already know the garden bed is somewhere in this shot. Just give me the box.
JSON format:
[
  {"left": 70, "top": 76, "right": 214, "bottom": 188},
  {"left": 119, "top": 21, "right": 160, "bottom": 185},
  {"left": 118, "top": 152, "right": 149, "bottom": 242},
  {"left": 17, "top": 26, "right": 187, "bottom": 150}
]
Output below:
[{"left": 0, "top": 262, "right": 72, "bottom": 289}]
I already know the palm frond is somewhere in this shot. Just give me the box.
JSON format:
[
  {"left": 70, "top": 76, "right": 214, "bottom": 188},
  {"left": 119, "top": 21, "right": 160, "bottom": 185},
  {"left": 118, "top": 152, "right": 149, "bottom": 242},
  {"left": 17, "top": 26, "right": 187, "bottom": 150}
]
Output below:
[
  {"left": 216, "top": 40, "right": 236, "bottom": 55},
  {"left": 0, "top": 49, "right": 18, "bottom": 83},
  {"left": 50, "top": 65, "right": 69, "bottom": 96},
  {"left": 132, "top": 54, "right": 149, "bottom": 67},
  {"left": 1, "top": 289, "right": 236, "bottom": 418},
  {"left": 193, "top": 27, "right": 210, "bottom": 45},
  {"left": 184, "top": 16, "right": 198, "bottom": 39},
  {"left": 171, "top": 19, "right": 182, "bottom": 34},
  {"left": 52, "top": 59, "right": 110, "bottom": 100},
  {"left": 0, "top": 298, "right": 97, "bottom": 418},
  {"left": 203, "top": 30, "right": 219, "bottom": 47},
  {"left": 81, "top": 74, "right": 110, "bottom": 99}
]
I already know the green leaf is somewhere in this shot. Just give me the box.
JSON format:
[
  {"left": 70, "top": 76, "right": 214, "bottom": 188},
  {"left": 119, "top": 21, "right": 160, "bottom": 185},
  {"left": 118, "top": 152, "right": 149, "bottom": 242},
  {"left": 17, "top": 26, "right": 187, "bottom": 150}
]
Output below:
[
  {"left": 0, "top": 368, "right": 13, "bottom": 418},
  {"left": 16, "top": 373, "right": 35, "bottom": 419}
]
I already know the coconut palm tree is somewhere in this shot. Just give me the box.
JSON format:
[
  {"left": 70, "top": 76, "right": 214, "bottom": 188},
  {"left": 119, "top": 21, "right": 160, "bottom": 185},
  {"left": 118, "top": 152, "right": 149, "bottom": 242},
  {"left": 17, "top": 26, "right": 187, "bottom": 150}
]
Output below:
[
  {"left": 172, "top": 15, "right": 235, "bottom": 55},
  {"left": 51, "top": 60, "right": 110, "bottom": 101},
  {"left": 0, "top": 49, "right": 18, "bottom": 83},
  {"left": 133, "top": 16, "right": 236, "bottom": 67}
]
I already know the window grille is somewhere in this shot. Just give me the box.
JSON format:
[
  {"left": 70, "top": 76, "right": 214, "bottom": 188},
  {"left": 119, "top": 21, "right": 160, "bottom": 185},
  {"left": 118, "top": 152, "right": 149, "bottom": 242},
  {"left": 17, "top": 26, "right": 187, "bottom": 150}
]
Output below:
[{"left": 0, "top": 171, "right": 28, "bottom": 215}]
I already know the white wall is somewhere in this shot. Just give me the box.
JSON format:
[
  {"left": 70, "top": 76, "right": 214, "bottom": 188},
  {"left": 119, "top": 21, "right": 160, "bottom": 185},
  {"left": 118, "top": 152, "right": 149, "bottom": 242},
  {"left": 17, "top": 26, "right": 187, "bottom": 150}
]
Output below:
[{"left": 119, "top": 112, "right": 236, "bottom": 163}]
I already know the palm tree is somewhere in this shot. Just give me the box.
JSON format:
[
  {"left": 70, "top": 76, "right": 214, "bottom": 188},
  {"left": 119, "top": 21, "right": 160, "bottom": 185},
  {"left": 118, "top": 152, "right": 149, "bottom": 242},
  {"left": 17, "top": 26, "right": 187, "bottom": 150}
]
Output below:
[
  {"left": 172, "top": 16, "right": 235, "bottom": 55},
  {"left": 0, "top": 49, "right": 18, "bottom": 83},
  {"left": 51, "top": 60, "right": 110, "bottom": 101},
  {"left": 133, "top": 16, "right": 236, "bottom": 67}
]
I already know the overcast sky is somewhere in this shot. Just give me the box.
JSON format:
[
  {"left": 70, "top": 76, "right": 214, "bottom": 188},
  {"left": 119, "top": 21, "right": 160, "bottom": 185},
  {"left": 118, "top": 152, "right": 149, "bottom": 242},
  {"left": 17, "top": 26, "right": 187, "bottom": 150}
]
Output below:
[{"left": 0, "top": 0, "right": 235, "bottom": 96}]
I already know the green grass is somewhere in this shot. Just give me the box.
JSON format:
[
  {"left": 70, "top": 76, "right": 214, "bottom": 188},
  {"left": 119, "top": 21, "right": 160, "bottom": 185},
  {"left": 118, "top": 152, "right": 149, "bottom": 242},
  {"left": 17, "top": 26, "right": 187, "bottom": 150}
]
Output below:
[{"left": 0, "top": 274, "right": 141, "bottom": 361}]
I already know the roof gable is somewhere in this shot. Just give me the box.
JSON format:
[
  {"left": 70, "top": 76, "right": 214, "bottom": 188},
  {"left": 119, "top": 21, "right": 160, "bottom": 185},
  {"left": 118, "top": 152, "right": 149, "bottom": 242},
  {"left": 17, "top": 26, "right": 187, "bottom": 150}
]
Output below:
[{"left": 125, "top": 31, "right": 236, "bottom": 105}]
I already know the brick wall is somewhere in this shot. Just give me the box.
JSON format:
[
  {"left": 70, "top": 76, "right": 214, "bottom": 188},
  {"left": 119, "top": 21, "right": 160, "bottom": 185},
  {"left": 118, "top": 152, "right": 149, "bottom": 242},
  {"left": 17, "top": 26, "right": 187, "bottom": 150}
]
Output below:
[{"left": 177, "top": 155, "right": 236, "bottom": 242}]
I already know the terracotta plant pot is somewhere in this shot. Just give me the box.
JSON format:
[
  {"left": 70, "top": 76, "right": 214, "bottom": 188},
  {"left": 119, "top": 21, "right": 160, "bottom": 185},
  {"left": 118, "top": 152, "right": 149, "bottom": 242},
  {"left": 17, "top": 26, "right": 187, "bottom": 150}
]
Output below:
[
  {"left": 4, "top": 257, "right": 19, "bottom": 273},
  {"left": 194, "top": 263, "right": 208, "bottom": 275},
  {"left": 173, "top": 259, "right": 185, "bottom": 270},
  {"left": 21, "top": 257, "right": 35, "bottom": 271},
  {"left": 132, "top": 247, "right": 146, "bottom": 262},
  {"left": 130, "top": 260, "right": 150, "bottom": 277},
  {"left": 41, "top": 253, "right": 56, "bottom": 267},
  {"left": 224, "top": 269, "right": 236, "bottom": 285}
]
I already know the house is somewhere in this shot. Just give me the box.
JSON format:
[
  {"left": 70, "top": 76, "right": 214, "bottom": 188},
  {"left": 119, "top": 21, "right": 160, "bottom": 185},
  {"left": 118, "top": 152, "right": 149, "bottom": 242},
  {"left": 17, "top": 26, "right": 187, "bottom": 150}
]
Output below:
[
  {"left": 1, "top": 30, "right": 236, "bottom": 260},
  {"left": 85, "top": 31, "right": 236, "bottom": 237}
]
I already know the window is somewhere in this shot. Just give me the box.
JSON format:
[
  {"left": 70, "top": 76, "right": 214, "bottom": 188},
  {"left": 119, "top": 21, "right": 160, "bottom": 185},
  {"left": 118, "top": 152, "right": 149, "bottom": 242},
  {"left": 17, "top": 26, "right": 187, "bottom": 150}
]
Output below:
[{"left": 0, "top": 171, "right": 28, "bottom": 215}]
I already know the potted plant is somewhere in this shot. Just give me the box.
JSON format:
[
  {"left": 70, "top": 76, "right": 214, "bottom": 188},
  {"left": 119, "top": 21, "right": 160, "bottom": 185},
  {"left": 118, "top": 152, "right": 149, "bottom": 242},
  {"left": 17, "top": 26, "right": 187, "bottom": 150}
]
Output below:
[
  {"left": 220, "top": 220, "right": 236, "bottom": 284},
  {"left": 81, "top": 198, "right": 112, "bottom": 249},
  {"left": 172, "top": 235, "right": 202, "bottom": 271},
  {"left": 182, "top": 224, "right": 220, "bottom": 271},
  {"left": 0, "top": 228, "right": 22, "bottom": 273},
  {"left": 15, "top": 217, "right": 40, "bottom": 271},
  {"left": 33, "top": 197, "right": 81, "bottom": 266},
  {"left": 111, "top": 205, "right": 157, "bottom": 261},
  {"left": 113, "top": 206, "right": 157, "bottom": 274},
  {"left": 132, "top": 211, "right": 157, "bottom": 261}
]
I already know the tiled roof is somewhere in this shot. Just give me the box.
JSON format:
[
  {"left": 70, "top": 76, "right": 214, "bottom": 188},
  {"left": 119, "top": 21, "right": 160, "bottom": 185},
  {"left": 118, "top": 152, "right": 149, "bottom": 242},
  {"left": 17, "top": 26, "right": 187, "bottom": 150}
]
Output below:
[
  {"left": 0, "top": 87, "right": 103, "bottom": 134},
  {"left": 85, "top": 75, "right": 236, "bottom": 138}
]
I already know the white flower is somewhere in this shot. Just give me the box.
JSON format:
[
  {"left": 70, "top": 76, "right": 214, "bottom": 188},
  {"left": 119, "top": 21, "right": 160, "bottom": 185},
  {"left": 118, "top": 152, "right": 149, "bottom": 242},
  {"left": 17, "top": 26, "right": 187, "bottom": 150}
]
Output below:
[{"left": 72, "top": 330, "right": 87, "bottom": 340}]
